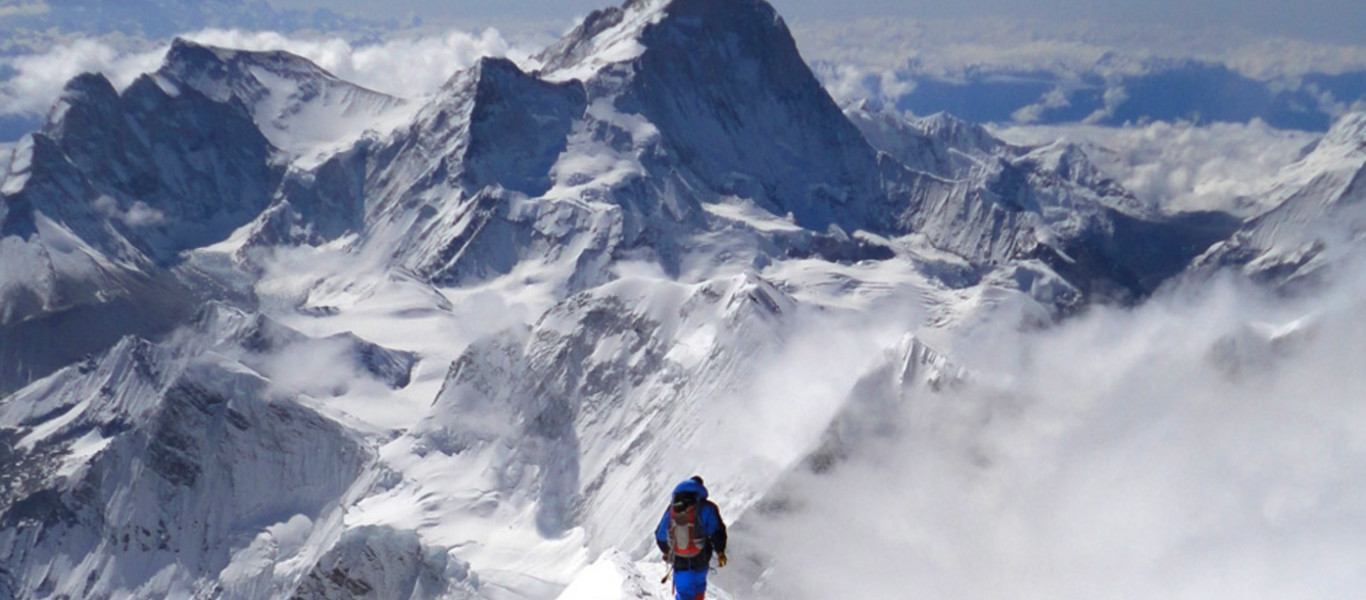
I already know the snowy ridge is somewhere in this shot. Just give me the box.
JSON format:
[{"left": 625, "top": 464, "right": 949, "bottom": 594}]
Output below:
[
  {"left": 1196, "top": 112, "right": 1366, "bottom": 286},
  {"left": 157, "top": 38, "right": 414, "bottom": 164},
  {"left": 804, "top": 334, "right": 968, "bottom": 472},
  {"left": 348, "top": 273, "right": 804, "bottom": 595},
  {"left": 555, "top": 550, "right": 734, "bottom": 600},
  {"left": 537, "top": 0, "right": 671, "bottom": 83}
]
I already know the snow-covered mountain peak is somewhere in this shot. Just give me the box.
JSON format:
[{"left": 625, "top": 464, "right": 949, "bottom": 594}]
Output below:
[
  {"left": 158, "top": 37, "right": 412, "bottom": 161},
  {"left": 536, "top": 0, "right": 669, "bottom": 82},
  {"left": 1317, "top": 111, "right": 1366, "bottom": 153},
  {"left": 1192, "top": 112, "right": 1366, "bottom": 285},
  {"left": 37, "top": 73, "right": 130, "bottom": 148},
  {"left": 845, "top": 104, "right": 1004, "bottom": 177},
  {"left": 912, "top": 112, "right": 1004, "bottom": 156},
  {"left": 539, "top": 0, "right": 806, "bottom": 95},
  {"left": 1018, "top": 140, "right": 1149, "bottom": 216},
  {"left": 397, "top": 53, "right": 586, "bottom": 201},
  {"left": 161, "top": 37, "right": 338, "bottom": 92},
  {"left": 568, "top": 0, "right": 883, "bottom": 234}
]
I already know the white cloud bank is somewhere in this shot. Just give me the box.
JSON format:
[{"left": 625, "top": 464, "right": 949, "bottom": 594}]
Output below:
[
  {"left": 794, "top": 17, "right": 1366, "bottom": 119},
  {"left": 0, "top": 38, "right": 165, "bottom": 117},
  {"left": 730, "top": 256, "right": 1366, "bottom": 600},
  {"left": 793, "top": 17, "right": 1366, "bottom": 81}
]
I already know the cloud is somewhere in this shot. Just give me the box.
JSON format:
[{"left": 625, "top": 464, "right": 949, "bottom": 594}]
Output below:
[
  {"left": 1011, "top": 87, "right": 1072, "bottom": 125},
  {"left": 0, "top": 38, "right": 164, "bottom": 117},
  {"left": 0, "top": 3, "right": 48, "bottom": 19},
  {"left": 795, "top": 17, "right": 1366, "bottom": 81},
  {"left": 793, "top": 17, "right": 1366, "bottom": 122},
  {"left": 731, "top": 248, "right": 1366, "bottom": 600},
  {"left": 1082, "top": 84, "right": 1129, "bottom": 124},
  {"left": 92, "top": 195, "right": 167, "bottom": 227}
]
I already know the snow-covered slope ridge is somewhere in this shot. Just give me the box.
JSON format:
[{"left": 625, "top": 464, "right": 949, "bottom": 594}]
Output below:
[
  {"left": 849, "top": 104, "right": 1241, "bottom": 300},
  {"left": 0, "top": 38, "right": 411, "bottom": 394},
  {"left": 328, "top": 55, "right": 593, "bottom": 289},
  {"left": 0, "top": 304, "right": 455, "bottom": 599},
  {"left": 157, "top": 38, "right": 412, "bottom": 161},
  {"left": 1195, "top": 111, "right": 1366, "bottom": 286},
  {"left": 34, "top": 71, "right": 281, "bottom": 264},
  {"left": 341, "top": 271, "right": 832, "bottom": 597}
]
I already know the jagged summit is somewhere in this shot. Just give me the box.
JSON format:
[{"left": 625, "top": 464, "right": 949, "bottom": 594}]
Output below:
[
  {"left": 539, "top": 0, "right": 886, "bottom": 234},
  {"left": 158, "top": 37, "right": 410, "bottom": 158},
  {"left": 163, "top": 37, "right": 341, "bottom": 86},
  {"left": 535, "top": 0, "right": 668, "bottom": 79},
  {"left": 538, "top": 0, "right": 794, "bottom": 78}
]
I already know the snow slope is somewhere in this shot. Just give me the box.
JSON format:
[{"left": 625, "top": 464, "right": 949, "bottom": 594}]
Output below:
[{"left": 1195, "top": 112, "right": 1366, "bottom": 287}]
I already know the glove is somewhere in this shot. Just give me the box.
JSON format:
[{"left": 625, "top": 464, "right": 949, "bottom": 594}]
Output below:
[{"left": 717, "top": 552, "right": 728, "bottom": 568}]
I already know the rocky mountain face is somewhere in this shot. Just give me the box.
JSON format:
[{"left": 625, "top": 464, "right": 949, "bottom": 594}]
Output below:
[
  {"left": 0, "top": 334, "right": 370, "bottom": 598},
  {"left": 0, "top": 58, "right": 282, "bottom": 395},
  {"left": 2, "top": 0, "right": 1363, "bottom": 598}
]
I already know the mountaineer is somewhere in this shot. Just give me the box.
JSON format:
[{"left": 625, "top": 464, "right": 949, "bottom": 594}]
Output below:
[{"left": 655, "top": 476, "right": 728, "bottom": 600}]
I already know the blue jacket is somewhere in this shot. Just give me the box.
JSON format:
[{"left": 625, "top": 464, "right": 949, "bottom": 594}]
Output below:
[{"left": 655, "top": 478, "right": 727, "bottom": 571}]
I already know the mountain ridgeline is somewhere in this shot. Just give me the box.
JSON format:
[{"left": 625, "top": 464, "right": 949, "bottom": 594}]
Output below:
[{"left": 0, "top": 0, "right": 1362, "bottom": 598}]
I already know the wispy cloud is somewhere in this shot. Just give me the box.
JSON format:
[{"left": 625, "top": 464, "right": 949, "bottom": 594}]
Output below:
[
  {"left": 0, "top": 38, "right": 164, "bottom": 117},
  {"left": 737, "top": 250, "right": 1366, "bottom": 599}
]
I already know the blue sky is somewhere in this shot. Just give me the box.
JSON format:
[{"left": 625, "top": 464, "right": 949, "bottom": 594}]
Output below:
[{"left": 268, "top": 0, "right": 1364, "bottom": 46}]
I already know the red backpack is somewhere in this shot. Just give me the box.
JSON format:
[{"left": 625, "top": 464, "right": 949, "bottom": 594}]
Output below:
[{"left": 668, "top": 494, "right": 705, "bottom": 558}]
